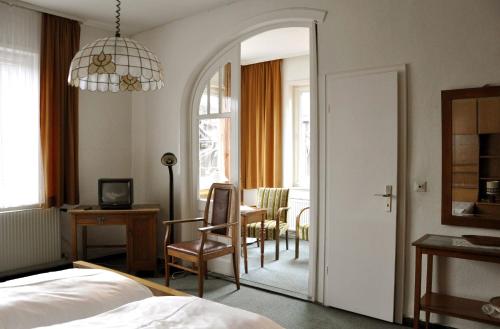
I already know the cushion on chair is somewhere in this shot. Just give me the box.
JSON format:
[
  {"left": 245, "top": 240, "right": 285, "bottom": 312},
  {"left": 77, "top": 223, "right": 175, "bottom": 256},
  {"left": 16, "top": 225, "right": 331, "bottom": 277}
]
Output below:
[
  {"left": 298, "top": 224, "right": 309, "bottom": 241},
  {"left": 167, "top": 240, "right": 232, "bottom": 256},
  {"left": 247, "top": 220, "right": 288, "bottom": 240}
]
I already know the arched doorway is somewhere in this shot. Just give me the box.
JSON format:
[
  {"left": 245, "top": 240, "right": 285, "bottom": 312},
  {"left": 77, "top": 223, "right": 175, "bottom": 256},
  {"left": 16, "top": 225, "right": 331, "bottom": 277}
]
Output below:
[{"left": 187, "top": 8, "right": 326, "bottom": 301}]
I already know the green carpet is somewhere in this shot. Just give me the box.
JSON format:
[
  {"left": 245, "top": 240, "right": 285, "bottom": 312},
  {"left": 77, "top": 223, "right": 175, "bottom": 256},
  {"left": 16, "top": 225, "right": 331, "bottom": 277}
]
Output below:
[{"left": 149, "top": 275, "right": 404, "bottom": 329}]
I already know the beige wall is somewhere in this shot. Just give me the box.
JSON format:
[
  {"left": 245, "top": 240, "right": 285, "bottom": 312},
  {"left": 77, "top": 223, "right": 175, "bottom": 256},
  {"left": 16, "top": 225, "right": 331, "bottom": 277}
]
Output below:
[
  {"left": 129, "top": 1, "right": 500, "bottom": 328},
  {"left": 61, "top": 25, "right": 132, "bottom": 259}
]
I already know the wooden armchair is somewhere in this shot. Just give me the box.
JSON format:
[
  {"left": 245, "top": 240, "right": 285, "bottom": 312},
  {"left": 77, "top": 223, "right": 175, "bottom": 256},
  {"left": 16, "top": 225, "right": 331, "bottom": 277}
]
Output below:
[
  {"left": 295, "top": 206, "right": 310, "bottom": 259},
  {"left": 163, "top": 183, "right": 239, "bottom": 297},
  {"left": 246, "top": 188, "right": 290, "bottom": 260}
]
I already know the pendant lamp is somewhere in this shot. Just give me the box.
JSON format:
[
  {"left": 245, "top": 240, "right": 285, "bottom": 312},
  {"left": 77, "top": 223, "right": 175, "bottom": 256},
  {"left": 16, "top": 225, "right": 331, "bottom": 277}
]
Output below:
[{"left": 68, "top": 0, "right": 164, "bottom": 92}]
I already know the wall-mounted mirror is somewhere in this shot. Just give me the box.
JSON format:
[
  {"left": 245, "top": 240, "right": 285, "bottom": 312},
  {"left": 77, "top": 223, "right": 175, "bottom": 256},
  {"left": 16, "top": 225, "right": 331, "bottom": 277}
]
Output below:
[{"left": 442, "top": 86, "right": 500, "bottom": 229}]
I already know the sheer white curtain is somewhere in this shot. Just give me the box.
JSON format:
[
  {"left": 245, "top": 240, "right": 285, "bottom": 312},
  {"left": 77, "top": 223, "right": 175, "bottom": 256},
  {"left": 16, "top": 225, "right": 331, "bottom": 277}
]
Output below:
[{"left": 0, "top": 3, "right": 42, "bottom": 209}]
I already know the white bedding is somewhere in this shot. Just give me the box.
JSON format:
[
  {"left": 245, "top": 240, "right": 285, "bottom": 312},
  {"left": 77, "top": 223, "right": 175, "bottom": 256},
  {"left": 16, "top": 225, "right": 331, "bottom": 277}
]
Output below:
[
  {"left": 36, "top": 296, "right": 283, "bottom": 329},
  {"left": 0, "top": 268, "right": 153, "bottom": 329}
]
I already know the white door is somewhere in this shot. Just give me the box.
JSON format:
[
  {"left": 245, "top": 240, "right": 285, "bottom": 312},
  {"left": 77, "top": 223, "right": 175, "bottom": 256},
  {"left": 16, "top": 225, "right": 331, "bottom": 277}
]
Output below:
[
  {"left": 192, "top": 45, "right": 241, "bottom": 275},
  {"left": 324, "top": 70, "right": 398, "bottom": 322}
]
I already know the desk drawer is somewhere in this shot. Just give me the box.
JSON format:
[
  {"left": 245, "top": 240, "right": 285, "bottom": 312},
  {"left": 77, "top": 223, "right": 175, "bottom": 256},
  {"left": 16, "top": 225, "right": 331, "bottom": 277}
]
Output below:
[{"left": 76, "top": 214, "right": 127, "bottom": 225}]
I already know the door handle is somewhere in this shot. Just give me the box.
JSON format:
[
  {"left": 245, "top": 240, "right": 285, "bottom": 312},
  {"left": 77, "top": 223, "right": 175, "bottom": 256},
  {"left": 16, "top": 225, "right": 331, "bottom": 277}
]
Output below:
[
  {"left": 374, "top": 193, "right": 392, "bottom": 197},
  {"left": 374, "top": 185, "right": 392, "bottom": 212}
]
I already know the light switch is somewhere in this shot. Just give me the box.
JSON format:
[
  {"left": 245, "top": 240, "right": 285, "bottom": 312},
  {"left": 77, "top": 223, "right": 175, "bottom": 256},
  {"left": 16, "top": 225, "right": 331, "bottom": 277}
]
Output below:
[{"left": 414, "top": 181, "right": 427, "bottom": 192}]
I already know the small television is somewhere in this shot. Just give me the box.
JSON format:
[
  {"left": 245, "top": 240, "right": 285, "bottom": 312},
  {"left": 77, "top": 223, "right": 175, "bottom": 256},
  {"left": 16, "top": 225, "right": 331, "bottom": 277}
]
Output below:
[{"left": 98, "top": 178, "right": 133, "bottom": 209}]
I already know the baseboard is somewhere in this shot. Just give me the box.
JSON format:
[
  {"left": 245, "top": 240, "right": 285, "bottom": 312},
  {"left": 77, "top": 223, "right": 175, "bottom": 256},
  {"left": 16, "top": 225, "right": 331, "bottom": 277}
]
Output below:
[
  {"left": 0, "top": 259, "right": 71, "bottom": 282},
  {"left": 0, "top": 252, "right": 131, "bottom": 282},
  {"left": 402, "top": 317, "right": 456, "bottom": 329}
]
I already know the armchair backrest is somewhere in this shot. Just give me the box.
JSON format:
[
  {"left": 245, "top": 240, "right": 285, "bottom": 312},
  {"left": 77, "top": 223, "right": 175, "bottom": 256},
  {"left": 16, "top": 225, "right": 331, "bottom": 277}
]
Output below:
[
  {"left": 204, "top": 183, "right": 235, "bottom": 236},
  {"left": 256, "top": 187, "right": 289, "bottom": 222}
]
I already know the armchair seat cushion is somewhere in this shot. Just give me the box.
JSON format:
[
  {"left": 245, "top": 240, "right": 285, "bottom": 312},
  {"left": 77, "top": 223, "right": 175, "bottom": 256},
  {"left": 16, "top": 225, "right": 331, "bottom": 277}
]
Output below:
[
  {"left": 298, "top": 224, "right": 310, "bottom": 241},
  {"left": 247, "top": 220, "right": 288, "bottom": 240},
  {"left": 167, "top": 240, "right": 232, "bottom": 256}
]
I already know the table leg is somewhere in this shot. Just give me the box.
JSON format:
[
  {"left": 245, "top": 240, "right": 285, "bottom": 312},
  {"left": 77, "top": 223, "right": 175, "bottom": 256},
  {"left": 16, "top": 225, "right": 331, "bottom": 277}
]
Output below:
[
  {"left": 126, "top": 224, "right": 131, "bottom": 273},
  {"left": 425, "top": 254, "right": 433, "bottom": 329},
  {"left": 243, "top": 219, "right": 248, "bottom": 274},
  {"left": 82, "top": 226, "right": 88, "bottom": 260},
  {"left": 413, "top": 247, "right": 422, "bottom": 329},
  {"left": 71, "top": 216, "right": 78, "bottom": 261},
  {"left": 260, "top": 216, "right": 264, "bottom": 268}
]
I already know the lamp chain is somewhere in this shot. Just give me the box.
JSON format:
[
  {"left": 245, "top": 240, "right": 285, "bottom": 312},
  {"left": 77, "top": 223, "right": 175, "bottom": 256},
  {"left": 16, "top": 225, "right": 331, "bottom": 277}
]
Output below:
[{"left": 115, "top": 0, "right": 121, "bottom": 37}]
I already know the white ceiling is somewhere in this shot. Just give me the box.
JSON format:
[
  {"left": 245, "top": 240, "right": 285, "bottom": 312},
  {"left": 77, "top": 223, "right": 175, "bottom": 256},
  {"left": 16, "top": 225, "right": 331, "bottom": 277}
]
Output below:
[
  {"left": 18, "top": 0, "right": 241, "bottom": 35},
  {"left": 241, "top": 27, "right": 309, "bottom": 65}
]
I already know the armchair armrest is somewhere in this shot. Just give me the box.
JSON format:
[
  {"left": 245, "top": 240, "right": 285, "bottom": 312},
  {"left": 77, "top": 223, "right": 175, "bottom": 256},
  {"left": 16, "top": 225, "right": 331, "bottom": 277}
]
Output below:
[
  {"left": 276, "top": 206, "right": 291, "bottom": 223},
  {"left": 163, "top": 217, "right": 203, "bottom": 225},
  {"left": 295, "top": 207, "right": 310, "bottom": 229},
  {"left": 198, "top": 221, "right": 238, "bottom": 233},
  {"left": 163, "top": 218, "right": 203, "bottom": 248}
]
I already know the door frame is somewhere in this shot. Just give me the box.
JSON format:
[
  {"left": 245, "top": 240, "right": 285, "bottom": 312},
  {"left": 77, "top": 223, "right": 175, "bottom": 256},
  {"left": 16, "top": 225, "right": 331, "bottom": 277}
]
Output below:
[
  {"left": 322, "top": 65, "right": 407, "bottom": 322},
  {"left": 186, "top": 8, "right": 326, "bottom": 301}
]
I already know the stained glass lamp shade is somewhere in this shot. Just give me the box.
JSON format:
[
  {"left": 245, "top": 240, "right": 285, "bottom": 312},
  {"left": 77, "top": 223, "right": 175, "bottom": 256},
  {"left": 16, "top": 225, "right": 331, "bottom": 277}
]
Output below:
[
  {"left": 67, "top": 0, "right": 164, "bottom": 92},
  {"left": 68, "top": 37, "right": 164, "bottom": 92}
]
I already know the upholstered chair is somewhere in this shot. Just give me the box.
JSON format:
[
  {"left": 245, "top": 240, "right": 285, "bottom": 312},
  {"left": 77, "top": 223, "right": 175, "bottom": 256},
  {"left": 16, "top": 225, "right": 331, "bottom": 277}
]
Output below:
[
  {"left": 246, "top": 187, "right": 290, "bottom": 260},
  {"left": 163, "top": 183, "right": 240, "bottom": 297}
]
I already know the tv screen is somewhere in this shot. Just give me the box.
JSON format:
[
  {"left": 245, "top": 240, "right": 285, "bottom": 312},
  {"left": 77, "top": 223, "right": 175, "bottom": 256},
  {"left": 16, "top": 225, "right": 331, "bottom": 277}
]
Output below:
[{"left": 98, "top": 178, "right": 133, "bottom": 209}]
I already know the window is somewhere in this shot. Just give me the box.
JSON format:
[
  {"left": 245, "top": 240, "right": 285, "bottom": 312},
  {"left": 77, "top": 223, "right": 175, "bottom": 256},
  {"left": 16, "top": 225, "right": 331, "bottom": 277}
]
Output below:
[
  {"left": 197, "top": 63, "right": 232, "bottom": 199},
  {"left": 293, "top": 85, "right": 310, "bottom": 188},
  {"left": 0, "top": 6, "right": 42, "bottom": 209}
]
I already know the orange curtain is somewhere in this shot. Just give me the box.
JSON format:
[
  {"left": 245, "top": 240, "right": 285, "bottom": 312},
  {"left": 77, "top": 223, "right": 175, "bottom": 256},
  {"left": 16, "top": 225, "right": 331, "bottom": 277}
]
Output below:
[
  {"left": 40, "top": 14, "right": 80, "bottom": 207},
  {"left": 223, "top": 63, "right": 231, "bottom": 181},
  {"left": 240, "top": 59, "right": 282, "bottom": 189}
]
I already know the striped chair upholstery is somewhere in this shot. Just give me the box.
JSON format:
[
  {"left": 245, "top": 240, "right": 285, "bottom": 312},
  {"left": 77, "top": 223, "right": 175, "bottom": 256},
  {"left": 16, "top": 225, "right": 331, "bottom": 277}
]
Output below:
[
  {"left": 297, "top": 224, "right": 309, "bottom": 241},
  {"left": 247, "top": 188, "right": 289, "bottom": 240}
]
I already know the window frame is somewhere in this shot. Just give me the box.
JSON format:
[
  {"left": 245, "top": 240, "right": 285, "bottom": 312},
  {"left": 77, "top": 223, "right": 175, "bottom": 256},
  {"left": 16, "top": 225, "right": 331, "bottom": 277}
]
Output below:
[
  {"left": 191, "top": 49, "right": 240, "bottom": 210},
  {"left": 292, "top": 84, "right": 311, "bottom": 188}
]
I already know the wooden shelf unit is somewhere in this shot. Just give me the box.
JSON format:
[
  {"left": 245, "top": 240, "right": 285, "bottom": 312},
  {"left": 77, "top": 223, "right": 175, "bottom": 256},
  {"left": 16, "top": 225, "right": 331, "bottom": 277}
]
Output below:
[{"left": 443, "top": 87, "right": 500, "bottom": 229}]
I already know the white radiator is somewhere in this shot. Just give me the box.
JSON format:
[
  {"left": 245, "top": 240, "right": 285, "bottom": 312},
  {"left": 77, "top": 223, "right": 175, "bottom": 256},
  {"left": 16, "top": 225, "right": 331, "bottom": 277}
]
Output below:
[
  {"left": 288, "top": 197, "right": 310, "bottom": 231},
  {"left": 0, "top": 208, "right": 61, "bottom": 273}
]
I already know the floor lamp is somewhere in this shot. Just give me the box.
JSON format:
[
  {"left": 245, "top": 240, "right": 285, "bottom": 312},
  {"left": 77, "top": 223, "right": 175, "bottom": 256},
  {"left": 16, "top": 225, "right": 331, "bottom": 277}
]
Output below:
[{"left": 161, "top": 152, "right": 177, "bottom": 244}]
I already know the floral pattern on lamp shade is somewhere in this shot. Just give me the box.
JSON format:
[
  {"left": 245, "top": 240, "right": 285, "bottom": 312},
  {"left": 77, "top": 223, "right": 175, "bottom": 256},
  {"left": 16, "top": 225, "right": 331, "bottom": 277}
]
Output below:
[{"left": 68, "top": 36, "right": 164, "bottom": 92}]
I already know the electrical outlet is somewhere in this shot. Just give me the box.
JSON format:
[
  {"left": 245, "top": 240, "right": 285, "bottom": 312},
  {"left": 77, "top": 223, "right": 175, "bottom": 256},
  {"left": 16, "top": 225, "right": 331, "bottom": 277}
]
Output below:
[{"left": 414, "top": 181, "right": 427, "bottom": 192}]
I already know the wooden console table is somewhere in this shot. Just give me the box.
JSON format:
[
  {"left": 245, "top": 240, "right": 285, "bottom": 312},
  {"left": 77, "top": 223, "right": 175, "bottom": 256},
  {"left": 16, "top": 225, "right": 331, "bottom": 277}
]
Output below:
[
  {"left": 69, "top": 205, "right": 159, "bottom": 273},
  {"left": 413, "top": 234, "right": 500, "bottom": 328}
]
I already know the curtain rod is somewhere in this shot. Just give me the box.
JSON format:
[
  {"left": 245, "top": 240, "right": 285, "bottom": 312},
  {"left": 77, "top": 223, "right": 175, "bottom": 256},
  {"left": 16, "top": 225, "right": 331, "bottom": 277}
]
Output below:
[{"left": 0, "top": 0, "right": 84, "bottom": 23}]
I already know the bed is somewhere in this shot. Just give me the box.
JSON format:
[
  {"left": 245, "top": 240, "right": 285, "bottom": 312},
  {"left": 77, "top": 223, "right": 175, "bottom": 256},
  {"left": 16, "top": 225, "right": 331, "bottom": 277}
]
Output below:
[{"left": 0, "top": 261, "right": 282, "bottom": 329}]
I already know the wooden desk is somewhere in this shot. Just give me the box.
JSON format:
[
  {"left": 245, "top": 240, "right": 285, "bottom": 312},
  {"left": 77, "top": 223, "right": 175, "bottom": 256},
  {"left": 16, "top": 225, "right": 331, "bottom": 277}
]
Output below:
[
  {"left": 413, "top": 234, "right": 500, "bottom": 328},
  {"left": 241, "top": 208, "right": 267, "bottom": 274},
  {"left": 69, "top": 205, "right": 160, "bottom": 273}
]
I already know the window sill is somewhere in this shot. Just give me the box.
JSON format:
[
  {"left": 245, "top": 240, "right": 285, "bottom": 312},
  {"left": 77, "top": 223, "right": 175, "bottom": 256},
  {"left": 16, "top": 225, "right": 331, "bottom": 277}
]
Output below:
[
  {"left": 290, "top": 186, "right": 310, "bottom": 191},
  {"left": 0, "top": 204, "right": 44, "bottom": 214}
]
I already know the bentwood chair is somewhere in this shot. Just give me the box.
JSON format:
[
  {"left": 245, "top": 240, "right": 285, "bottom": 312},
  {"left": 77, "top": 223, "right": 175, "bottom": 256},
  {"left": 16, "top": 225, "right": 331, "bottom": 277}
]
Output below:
[
  {"left": 246, "top": 188, "right": 290, "bottom": 260},
  {"left": 295, "top": 206, "right": 310, "bottom": 259},
  {"left": 163, "top": 183, "right": 240, "bottom": 297}
]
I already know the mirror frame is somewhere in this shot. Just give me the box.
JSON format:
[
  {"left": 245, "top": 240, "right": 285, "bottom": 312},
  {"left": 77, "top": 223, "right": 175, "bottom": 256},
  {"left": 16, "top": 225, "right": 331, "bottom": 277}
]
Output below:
[{"left": 442, "top": 85, "right": 500, "bottom": 229}]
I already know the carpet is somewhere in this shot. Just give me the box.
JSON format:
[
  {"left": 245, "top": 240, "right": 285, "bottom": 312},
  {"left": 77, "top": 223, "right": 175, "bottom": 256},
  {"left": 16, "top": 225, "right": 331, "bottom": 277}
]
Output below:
[
  {"left": 149, "top": 274, "right": 404, "bottom": 329},
  {"left": 241, "top": 238, "right": 309, "bottom": 297}
]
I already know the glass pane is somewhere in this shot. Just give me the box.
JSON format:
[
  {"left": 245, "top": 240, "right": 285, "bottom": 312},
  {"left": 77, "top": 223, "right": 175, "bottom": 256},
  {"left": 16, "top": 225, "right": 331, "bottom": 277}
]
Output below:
[
  {"left": 199, "top": 118, "right": 231, "bottom": 199},
  {"left": 0, "top": 48, "right": 40, "bottom": 208},
  {"left": 209, "top": 71, "right": 219, "bottom": 114},
  {"left": 451, "top": 112, "right": 480, "bottom": 216},
  {"left": 221, "top": 63, "right": 231, "bottom": 113},
  {"left": 199, "top": 85, "right": 208, "bottom": 115},
  {"left": 298, "top": 90, "right": 310, "bottom": 187}
]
